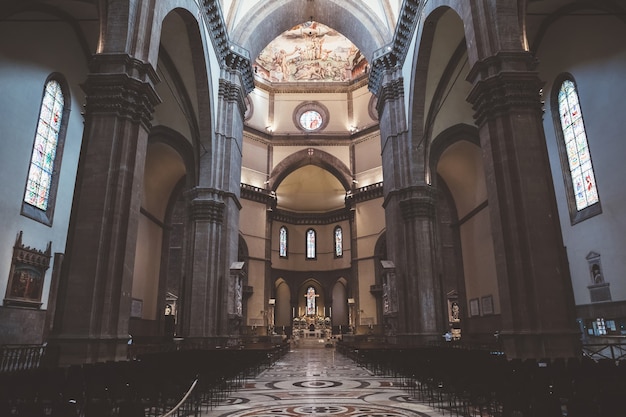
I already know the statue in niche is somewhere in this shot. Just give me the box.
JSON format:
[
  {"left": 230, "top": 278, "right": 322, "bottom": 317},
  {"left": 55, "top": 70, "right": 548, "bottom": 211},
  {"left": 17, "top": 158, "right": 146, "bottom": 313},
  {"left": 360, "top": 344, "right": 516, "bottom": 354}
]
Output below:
[
  {"left": 451, "top": 301, "right": 460, "bottom": 322},
  {"left": 235, "top": 278, "right": 242, "bottom": 316},
  {"left": 591, "top": 264, "right": 603, "bottom": 284}
]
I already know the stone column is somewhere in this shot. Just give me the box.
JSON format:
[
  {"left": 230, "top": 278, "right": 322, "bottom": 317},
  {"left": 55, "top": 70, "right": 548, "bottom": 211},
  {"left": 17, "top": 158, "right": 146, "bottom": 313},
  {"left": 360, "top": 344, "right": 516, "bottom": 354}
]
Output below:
[
  {"left": 467, "top": 51, "right": 580, "bottom": 358},
  {"left": 182, "top": 60, "right": 248, "bottom": 341},
  {"left": 377, "top": 68, "right": 444, "bottom": 345},
  {"left": 50, "top": 54, "right": 160, "bottom": 364}
]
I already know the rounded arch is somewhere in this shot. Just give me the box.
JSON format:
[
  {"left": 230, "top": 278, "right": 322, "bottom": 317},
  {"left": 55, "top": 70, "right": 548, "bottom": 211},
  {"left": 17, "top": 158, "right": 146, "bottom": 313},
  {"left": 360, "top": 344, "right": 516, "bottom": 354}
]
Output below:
[
  {"left": 149, "top": 125, "right": 197, "bottom": 187},
  {"left": 156, "top": 7, "right": 214, "bottom": 181},
  {"left": 230, "top": 0, "right": 391, "bottom": 63},
  {"left": 297, "top": 279, "right": 325, "bottom": 317},
  {"left": 0, "top": 3, "right": 93, "bottom": 61},
  {"left": 331, "top": 278, "right": 349, "bottom": 327},
  {"left": 428, "top": 123, "right": 480, "bottom": 187},
  {"left": 530, "top": 1, "right": 626, "bottom": 54},
  {"left": 268, "top": 148, "right": 353, "bottom": 191},
  {"left": 408, "top": 6, "right": 468, "bottom": 183},
  {"left": 274, "top": 278, "right": 292, "bottom": 327}
]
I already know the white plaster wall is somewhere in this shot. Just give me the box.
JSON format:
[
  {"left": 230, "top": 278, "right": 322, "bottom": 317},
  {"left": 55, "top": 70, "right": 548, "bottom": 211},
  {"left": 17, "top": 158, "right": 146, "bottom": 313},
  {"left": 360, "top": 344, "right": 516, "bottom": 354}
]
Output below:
[
  {"left": 0, "top": 13, "right": 91, "bottom": 309},
  {"left": 537, "top": 15, "right": 626, "bottom": 306},
  {"left": 352, "top": 85, "right": 377, "bottom": 130},
  {"left": 240, "top": 199, "right": 268, "bottom": 259},
  {"left": 271, "top": 221, "right": 351, "bottom": 271},
  {"left": 132, "top": 216, "right": 163, "bottom": 319},
  {"left": 354, "top": 199, "right": 386, "bottom": 257}
]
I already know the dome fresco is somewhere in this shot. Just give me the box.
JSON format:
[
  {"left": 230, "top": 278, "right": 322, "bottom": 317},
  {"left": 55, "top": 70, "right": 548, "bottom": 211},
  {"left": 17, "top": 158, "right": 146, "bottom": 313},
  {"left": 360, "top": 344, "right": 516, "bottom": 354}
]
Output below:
[{"left": 255, "top": 21, "right": 368, "bottom": 83}]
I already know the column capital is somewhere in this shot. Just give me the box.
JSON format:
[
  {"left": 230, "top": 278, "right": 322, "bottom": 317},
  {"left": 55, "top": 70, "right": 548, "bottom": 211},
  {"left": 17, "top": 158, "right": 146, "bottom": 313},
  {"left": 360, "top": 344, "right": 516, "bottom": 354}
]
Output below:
[
  {"left": 186, "top": 187, "right": 225, "bottom": 223},
  {"left": 219, "top": 76, "right": 247, "bottom": 119},
  {"left": 82, "top": 53, "right": 161, "bottom": 130},
  {"left": 376, "top": 75, "right": 404, "bottom": 119},
  {"left": 466, "top": 52, "right": 544, "bottom": 126},
  {"left": 387, "top": 185, "right": 437, "bottom": 220}
]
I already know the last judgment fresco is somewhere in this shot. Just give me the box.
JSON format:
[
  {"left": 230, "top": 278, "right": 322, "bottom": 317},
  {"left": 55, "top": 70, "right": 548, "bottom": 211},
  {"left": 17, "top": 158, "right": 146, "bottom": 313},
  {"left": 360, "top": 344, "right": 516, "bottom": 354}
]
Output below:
[{"left": 255, "top": 21, "right": 368, "bottom": 83}]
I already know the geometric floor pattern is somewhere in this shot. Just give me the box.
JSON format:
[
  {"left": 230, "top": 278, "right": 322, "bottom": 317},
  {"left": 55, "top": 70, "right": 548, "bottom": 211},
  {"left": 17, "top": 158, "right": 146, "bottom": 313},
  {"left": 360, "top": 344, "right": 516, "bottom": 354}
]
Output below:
[{"left": 202, "top": 338, "right": 447, "bottom": 417}]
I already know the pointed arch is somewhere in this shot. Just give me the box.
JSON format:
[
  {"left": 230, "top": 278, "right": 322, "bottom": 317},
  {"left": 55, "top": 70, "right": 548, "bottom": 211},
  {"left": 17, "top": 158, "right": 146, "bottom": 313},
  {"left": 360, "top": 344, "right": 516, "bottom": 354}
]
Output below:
[
  {"left": 230, "top": 0, "right": 391, "bottom": 63},
  {"left": 268, "top": 148, "right": 353, "bottom": 191}
]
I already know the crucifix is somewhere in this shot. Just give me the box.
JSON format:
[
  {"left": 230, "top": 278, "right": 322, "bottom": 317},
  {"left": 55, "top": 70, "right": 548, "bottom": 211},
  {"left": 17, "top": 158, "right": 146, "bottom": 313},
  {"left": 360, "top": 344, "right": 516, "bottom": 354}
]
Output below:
[{"left": 305, "top": 286, "right": 319, "bottom": 316}]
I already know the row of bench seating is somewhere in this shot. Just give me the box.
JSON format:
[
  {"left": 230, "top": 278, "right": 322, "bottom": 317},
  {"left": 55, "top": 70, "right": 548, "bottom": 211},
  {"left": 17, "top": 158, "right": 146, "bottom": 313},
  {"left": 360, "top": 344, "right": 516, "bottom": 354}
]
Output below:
[
  {"left": 0, "top": 342, "right": 288, "bottom": 416},
  {"left": 337, "top": 341, "right": 625, "bottom": 417}
]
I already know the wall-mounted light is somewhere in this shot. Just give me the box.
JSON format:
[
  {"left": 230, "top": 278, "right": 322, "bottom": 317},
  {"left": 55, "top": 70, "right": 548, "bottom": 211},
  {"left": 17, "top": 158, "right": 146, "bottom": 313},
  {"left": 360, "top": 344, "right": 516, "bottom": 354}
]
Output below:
[{"left": 265, "top": 126, "right": 274, "bottom": 134}]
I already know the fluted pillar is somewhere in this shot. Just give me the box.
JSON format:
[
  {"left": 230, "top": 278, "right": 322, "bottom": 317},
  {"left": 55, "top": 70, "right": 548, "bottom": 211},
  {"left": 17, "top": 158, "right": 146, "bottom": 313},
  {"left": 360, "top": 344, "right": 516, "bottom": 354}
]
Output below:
[
  {"left": 377, "top": 68, "right": 444, "bottom": 345},
  {"left": 467, "top": 51, "right": 580, "bottom": 358},
  {"left": 50, "top": 54, "right": 161, "bottom": 364},
  {"left": 182, "top": 63, "right": 247, "bottom": 340}
]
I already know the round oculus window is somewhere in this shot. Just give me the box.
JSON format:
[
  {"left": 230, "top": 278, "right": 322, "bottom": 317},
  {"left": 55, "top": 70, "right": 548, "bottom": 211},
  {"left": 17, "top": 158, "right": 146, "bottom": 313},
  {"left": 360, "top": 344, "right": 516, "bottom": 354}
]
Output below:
[{"left": 299, "top": 110, "right": 323, "bottom": 131}]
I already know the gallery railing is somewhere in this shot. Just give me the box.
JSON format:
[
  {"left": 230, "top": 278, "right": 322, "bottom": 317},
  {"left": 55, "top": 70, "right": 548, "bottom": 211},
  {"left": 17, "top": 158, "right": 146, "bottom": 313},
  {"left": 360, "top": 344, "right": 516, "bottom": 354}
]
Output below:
[
  {"left": 0, "top": 344, "right": 47, "bottom": 373},
  {"left": 582, "top": 341, "right": 626, "bottom": 361}
]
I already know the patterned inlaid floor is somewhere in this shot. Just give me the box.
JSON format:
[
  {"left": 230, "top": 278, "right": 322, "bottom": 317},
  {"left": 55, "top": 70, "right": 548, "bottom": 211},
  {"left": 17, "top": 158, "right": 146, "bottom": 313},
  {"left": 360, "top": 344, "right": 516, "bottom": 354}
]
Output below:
[{"left": 202, "top": 340, "right": 446, "bottom": 417}]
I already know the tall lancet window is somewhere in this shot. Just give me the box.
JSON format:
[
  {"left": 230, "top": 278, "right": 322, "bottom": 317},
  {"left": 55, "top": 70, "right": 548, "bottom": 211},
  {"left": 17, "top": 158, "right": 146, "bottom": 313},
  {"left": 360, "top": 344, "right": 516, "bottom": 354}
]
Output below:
[
  {"left": 306, "top": 228, "right": 316, "bottom": 259},
  {"left": 334, "top": 226, "right": 343, "bottom": 258},
  {"left": 279, "top": 226, "right": 288, "bottom": 258},
  {"left": 553, "top": 75, "right": 601, "bottom": 224},
  {"left": 22, "top": 76, "right": 70, "bottom": 226}
]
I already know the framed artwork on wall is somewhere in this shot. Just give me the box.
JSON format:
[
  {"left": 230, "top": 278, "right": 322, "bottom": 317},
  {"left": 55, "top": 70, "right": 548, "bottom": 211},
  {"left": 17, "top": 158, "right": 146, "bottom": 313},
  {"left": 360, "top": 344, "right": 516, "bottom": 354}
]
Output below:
[
  {"left": 469, "top": 298, "right": 480, "bottom": 317},
  {"left": 4, "top": 231, "right": 51, "bottom": 308},
  {"left": 481, "top": 295, "right": 494, "bottom": 315}
]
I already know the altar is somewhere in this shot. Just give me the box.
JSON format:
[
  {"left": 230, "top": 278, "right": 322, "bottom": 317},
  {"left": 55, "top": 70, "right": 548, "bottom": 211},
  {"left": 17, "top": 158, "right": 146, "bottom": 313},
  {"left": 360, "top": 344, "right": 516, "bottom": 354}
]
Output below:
[{"left": 293, "top": 314, "right": 331, "bottom": 339}]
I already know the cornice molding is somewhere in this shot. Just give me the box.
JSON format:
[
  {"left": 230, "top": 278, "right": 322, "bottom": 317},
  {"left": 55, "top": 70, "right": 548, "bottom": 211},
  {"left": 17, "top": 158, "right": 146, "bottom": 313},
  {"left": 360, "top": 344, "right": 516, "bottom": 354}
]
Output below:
[
  {"left": 369, "top": 0, "right": 421, "bottom": 95},
  {"left": 271, "top": 207, "right": 352, "bottom": 226},
  {"left": 203, "top": 0, "right": 254, "bottom": 95},
  {"left": 253, "top": 75, "right": 370, "bottom": 94}
]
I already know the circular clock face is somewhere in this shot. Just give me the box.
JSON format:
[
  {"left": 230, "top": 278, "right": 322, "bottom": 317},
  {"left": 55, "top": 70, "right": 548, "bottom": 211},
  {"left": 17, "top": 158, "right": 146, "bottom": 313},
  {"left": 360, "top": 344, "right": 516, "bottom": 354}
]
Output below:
[{"left": 299, "top": 110, "right": 323, "bottom": 131}]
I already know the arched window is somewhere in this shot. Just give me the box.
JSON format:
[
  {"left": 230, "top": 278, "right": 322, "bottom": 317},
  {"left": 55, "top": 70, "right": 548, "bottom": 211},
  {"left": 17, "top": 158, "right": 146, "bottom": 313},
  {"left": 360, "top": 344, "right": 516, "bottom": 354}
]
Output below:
[
  {"left": 305, "top": 286, "right": 317, "bottom": 315},
  {"left": 552, "top": 75, "right": 601, "bottom": 224},
  {"left": 306, "top": 228, "right": 316, "bottom": 259},
  {"left": 334, "top": 226, "right": 343, "bottom": 258},
  {"left": 279, "top": 226, "right": 288, "bottom": 258},
  {"left": 22, "top": 76, "right": 70, "bottom": 226}
]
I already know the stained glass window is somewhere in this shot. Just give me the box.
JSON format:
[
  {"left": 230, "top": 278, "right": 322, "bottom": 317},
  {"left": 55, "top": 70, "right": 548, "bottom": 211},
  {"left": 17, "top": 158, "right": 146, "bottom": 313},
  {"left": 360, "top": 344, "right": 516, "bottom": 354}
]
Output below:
[
  {"left": 558, "top": 80, "right": 599, "bottom": 211},
  {"left": 306, "top": 228, "right": 316, "bottom": 259},
  {"left": 25, "top": 80, "right": 64, "bottom": 211},
  {"left": 305, "top": 286, "right": 316, "bottom": 315},
  {"left": 334, "top": 226, "right": 343, "bottom": 258},
  {"left": 279, "top": 226, "right": 288, "bottom": 257},
  {"left": 299, "top": 110, "right": 322, "bottom": 131}
]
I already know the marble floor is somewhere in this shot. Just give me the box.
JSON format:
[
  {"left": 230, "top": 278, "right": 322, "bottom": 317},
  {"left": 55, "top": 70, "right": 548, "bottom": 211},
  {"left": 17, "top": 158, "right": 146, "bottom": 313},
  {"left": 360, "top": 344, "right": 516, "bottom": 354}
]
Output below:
[{"left": 202, "top": 339, "right": 447, "bottom": 417}]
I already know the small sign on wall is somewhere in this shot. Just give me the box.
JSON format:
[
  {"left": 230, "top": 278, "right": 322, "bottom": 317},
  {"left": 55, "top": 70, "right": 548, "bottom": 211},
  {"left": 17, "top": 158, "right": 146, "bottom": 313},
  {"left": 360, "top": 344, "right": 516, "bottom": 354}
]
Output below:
[{"left": 131, "top": 298, "right": 143, "bottom": 318}]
